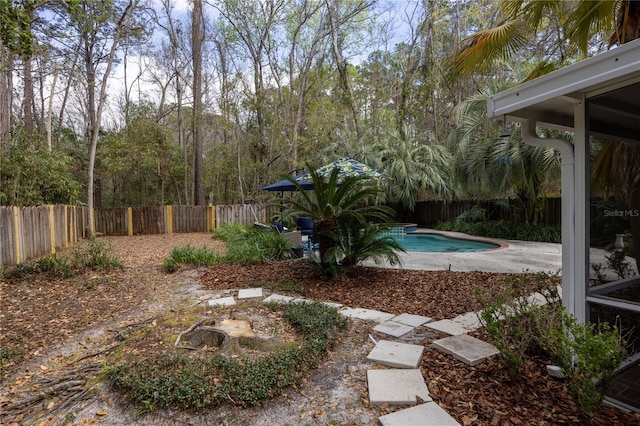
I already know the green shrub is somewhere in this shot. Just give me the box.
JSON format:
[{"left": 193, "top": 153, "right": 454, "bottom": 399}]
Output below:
[
  {"left": 435, "top": 219, "right": 561, "bottom": 243},
  {"left": 107, "top": 302, "right": 346, "bottom": 410},
  {"left": 544, "top": 311, "right": 627, "bottom": 413},
  {"left": 72, "top": 238, "right": 122, "bottom": 271},
  {"left": 163, "top": 245, "right": 221, "bottom": 272},
  {"left": 5, "top": 238, "right": 121, "bottom": 279},
  {"left": 476, "top": 274, "right": 627, "bottom": 413},
  {"left": 476, "top": 274, "right": 561, "bottom": 375}
]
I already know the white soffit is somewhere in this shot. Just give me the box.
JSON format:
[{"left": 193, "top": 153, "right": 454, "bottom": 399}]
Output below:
[{"left": 487, "top": 39, "right": 640, "bottom": 140}]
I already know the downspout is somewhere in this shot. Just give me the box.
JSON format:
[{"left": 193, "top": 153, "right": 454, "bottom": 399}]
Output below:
[{"left": 520, "top": 119, "right": 576, "bottom": 317}]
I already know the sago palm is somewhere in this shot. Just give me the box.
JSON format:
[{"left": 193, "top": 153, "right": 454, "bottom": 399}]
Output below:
[{"left": 275, "top": 165, "right": 396, "bottom": 276}]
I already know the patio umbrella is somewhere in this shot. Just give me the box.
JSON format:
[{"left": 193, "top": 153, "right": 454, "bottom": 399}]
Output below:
[
  {"left": 299, "top": 158, "right": 387, "bottom": 183},
  {"left": 261, "top": 175, "right": 314, "bottom": 192},
  {"left": 261, "top": 158, "right": 387, "bottom": 192}
]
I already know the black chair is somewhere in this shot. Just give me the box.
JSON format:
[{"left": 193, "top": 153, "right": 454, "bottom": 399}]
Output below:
[
  {"left": 297, "top": 217, "right": 314, "bottom": 237},
  {"left": 297, "top": 217, "right": 319, "bottom": 251}
]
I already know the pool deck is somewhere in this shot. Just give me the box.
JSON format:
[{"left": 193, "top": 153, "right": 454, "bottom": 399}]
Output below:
[{"left": 369, "top": 229, "right": 563, "bottom": 274}]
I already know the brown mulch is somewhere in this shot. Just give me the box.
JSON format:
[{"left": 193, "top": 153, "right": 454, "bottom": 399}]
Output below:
[{"left": 1, "top": 234, "right": 639, "bottom": 425}]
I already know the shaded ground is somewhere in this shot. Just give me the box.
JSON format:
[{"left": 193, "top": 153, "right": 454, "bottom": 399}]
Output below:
[{"left": 0, "top": 233, "right": 638, "bottom": 425}]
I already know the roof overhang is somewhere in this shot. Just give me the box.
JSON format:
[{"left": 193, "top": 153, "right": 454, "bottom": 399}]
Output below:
[{"left": 487, "top": 38, "right": 640, "bottom": 143}]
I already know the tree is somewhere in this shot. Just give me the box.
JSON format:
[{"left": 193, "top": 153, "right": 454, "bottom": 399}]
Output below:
[
  {"left": 375, "top": 128, "right": 451, "bottom": 214},
  {"left": 453, "top": 0, "right": 640, "bottom": 262},
  {"left": 448, "top": 85, "right": 563, "bottom": 224},
  {"left": 276, "top": 166, "right": 396, "bottom": 276},
  {"left": 64, "top": 0, "right": 142, "bottom": 235},
  {"left": 192, "top": 0, "right": 205, "bottom": 205}
]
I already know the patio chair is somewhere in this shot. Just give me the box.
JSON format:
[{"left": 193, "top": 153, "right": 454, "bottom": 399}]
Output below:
[
  {"left": 297, "top": 217, "right": 319, "bottom": 251},
  {"left": 297, "top": 217, "right": 314, "bottom": 237}
]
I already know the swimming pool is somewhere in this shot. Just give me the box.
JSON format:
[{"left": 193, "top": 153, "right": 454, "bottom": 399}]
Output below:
[{"left": 394, "top": 233, "right": 501, "bottom": 252}]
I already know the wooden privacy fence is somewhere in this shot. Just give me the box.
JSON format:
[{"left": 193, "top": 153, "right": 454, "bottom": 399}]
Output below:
[
  {"left": 413, "top": 198, "right": 561, "bottom": 226},
  {"left": 0, "top": 205, "right": 86, "bottom": 268},
  {"left": 0, "top": 203, "right": 276, "bottom": 267}
]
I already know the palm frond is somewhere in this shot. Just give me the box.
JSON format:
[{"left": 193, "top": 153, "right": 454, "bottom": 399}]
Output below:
[{"left": 452, "top": 19, "right": 527, "bottom": 77}]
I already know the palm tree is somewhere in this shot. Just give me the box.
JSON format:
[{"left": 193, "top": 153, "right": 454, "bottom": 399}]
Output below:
[
  {"left": 453, "top": 0, "right": 640, "bottom": 263},
  {"left": 375, "top": 128, "right": 452, "bottom": 215},
  {"left": 448, "top": 86, "right": 563, "bottom": 224},
  {"left": 275, "top": 165, "right": 397, "bottom": 276}
]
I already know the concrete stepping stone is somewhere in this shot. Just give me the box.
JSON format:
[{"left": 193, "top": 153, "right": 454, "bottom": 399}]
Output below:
[
  {"left": 262, "top": 294, "right": 294, "bottom": 303},
  {"left": 373, "top": 321, "right": 415, "bottom": 338},
  {"left": 378, "top": 402, "right": 460, "bottom": 426},
  {"left": 431, "top": 334, "right": 500, "bottom": 366},
  {"left": 424, "top": 319, "right": 469, "bottom": 336},
  {"left": 389, "top": 313, "right": 432, "bottom": 327},
  {"left": 320, "top": 301, "right": 343, "bottom": 309},
  {"left": 207, "top": 296, "right": 236, "bottom": 307},
  {"left": 237, "top": 287, "right": 263, "bottom": 299},
  {"left": 367, "top": 369, "right": 431, "bottom": 406},
  {"left": 426, "top": 312, "right": 482, "bottom": 336},
  {"left": 367, "top": 340, "right": 425, "bottom": 369},
  {"left": 340, "top": 307, "right": 395, "bottom": 323}
]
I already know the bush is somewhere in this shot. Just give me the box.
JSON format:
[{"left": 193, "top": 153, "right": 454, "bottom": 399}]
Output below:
[
  {"left": 544, "top": 312, "right": 627, "bottom": 413},
  {"left": 107, "top": 302, "right": 346, "bottom": 410},
  {"left": 5, "top": 238, "right": 121, "bottom": 279},
  {"left": 476, "top": 274, "right": 627, "bottom": 413},
  {"left": 163, "top": 245, "right": 221, "bottom": 272},
  {"left": 476, "top": 273, "right": 561, "bottom": 375},
  {"left": 72, "top": 238, "right": 122, "bottom": 271},
  {"left": 435, "top": 219, "right": 561, "bottom": 243}
]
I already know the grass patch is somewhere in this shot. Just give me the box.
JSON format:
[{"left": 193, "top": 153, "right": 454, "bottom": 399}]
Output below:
[
  {"left": 107, "top": 301, "right": 346, "bottom": 410},
  {"left": 4, "top": 238, "right": 121, "bottom": 280},
  {"left": 164, "top": 224, "right": 294, "bottom": 272}
]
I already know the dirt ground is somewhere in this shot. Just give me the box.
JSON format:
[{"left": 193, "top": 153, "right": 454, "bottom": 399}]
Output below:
[{"left": 0, "top": 233, "right": 639, "bottom": 425}]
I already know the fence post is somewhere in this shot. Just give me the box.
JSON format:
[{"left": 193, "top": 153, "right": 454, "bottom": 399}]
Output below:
[
  {"left": 208, "top": 205, "right": 215, "bottom": 232},
  {"left": 127, "top": 207, "right": 133, "bottom": 236},
  {"left": 166, "top": 205, "right": 173, "bottom": 234},
  {"left": 48, "top": 205, "right": 56, "bottom": 254},
  {"left": 13, "top": 206, "right": 21, "bottom": 264}
]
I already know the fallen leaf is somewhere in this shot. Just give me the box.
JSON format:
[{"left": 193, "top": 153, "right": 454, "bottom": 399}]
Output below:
[
  {"left": 96, "top": 410, "right": 107, "bottom": 416},
  {"left": 47, "top": 400, "right": 55, "bottom": 410},
  {"left": 39, "top": 365, "right": 48, "bottom": 371}
]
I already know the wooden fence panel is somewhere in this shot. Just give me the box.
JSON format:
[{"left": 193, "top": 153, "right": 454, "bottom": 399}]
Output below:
[
  {"left": 413, "top": 198, "right": 561, "bottom": 226},
  {"left": 216, "top": 204, "right": 263, "bottom": 227},
  {"left": 18, "top": 206, "right": 50, "bottom": 263},
  {"left": 173, "top": 205, "right": 208, "bottom": 233},
  {"left": 95, "top": 207, "right": 128, "bottom": 236},
  {"left": 0, "top": 207, "right": 16, "bottom": 266},
  {"left": 132, "top": 206, "right": 165, "bottom": 235}
]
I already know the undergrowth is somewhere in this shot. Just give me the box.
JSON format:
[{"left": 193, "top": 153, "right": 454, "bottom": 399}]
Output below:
[
  {"left": 4, "top": 238, "right": 121, "bottom": 279},
  {"left": 476, "top": 273, "right": 627, "bottom": 413},
  {"left": 163, "top": 224, "right": 294, "bottom": 272},
  {"left": 107, "top": 301, "right": 346, "bottom": 410}
]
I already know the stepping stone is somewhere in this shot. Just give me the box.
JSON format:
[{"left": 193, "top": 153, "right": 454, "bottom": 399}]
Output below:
[
  {"left": 378, "top": 402, "right": 460, "bottom": 426},
  {"left": 237, "top": 287, "right": 263, "bottom": 299},
  {"left": 367, "top": 369, "right": 431, "bottom": 406},
  {"left": 340, "top": 307, "right": 395, "bottom": 323},
  {"left": 453, "top": 312, "right": 482, "bottom": 330},
  {"left": 424, "top": 319, "right": 469, "bottom": 336},
  {"left": 207, "top": 296, "right": 236, "bottom": 307},
  {"left": 374, "top": 321, "right": 415, "bottom": 338},
  {"left": 389, "top": 313, "right": 432, "bottom": 327},
  {"left": 320, "top": 301, "right": 343, "bottom": 309},
  {"left": 367, "top": 340, "right": 425, "bottom": 369},
  {"left": 263, "top": 294, "right": 294, "bottom": 304},
  {"left": 431, "top": 334, "right": 500, "bottom": 366}
]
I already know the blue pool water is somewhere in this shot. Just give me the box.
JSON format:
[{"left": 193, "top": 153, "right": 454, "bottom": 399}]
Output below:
[{"left": 394, "top": 233, "right": 500, "bottom": 252}]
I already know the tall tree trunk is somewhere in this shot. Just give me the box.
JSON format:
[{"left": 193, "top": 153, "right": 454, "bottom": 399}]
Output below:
[
  {"left": 325, "top": 0, "right": 362, "bottom": 139},
  {"left": 192, "top": 0, "right": 205, "bottom": 206},
  {"left": 0, "top": 40, "right": 12, "bottom": 151},
  {"left": 22, "top": 54, "right": 35, "bottom": 143},
  {"left": 46, "top": 65, "right": 59, "bottom": 152},
  {"left": 86, "top": 0, "right": 138, "bottom": 236}
]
